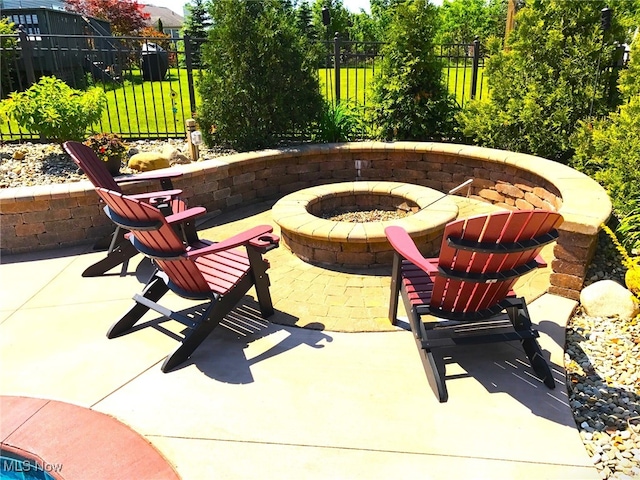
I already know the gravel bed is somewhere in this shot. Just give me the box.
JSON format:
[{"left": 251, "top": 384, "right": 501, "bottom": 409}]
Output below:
[
  {"left": 568, "top": 231, "right": 640, "bottom": 479},
  {"left": 0, "top": 139, "right": 234, "bottom": 188},
  {"left": 1, "top": 141, "right": 639, "bottom": 479}
]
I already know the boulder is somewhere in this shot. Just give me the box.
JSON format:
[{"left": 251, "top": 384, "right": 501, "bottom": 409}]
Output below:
[
  {"left": 127, "top": 152, "right": 170, "bottom": 172},
  {"left": 162, "top": 145, "right": 191, "bottom": 164},
  {"left": 580, "top": 279, "right": 639, "bottom": 319}
]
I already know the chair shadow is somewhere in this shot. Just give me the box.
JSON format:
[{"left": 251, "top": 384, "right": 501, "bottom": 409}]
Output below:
[
  {"left": 126, "top": 295, "right": 333, "bottom": 384},
  {"left": 395, "top": 318, "right": 575, "bottom": 427}
]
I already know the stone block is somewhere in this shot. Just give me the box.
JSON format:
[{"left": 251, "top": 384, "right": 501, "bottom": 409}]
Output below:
[
  {"left": 495, "top": 182, "right": 524, "bottom": 198},
  {"left": 479, "top": 189, "right": 505, "bottom": 203},
  {"left": 550, "top": 272, "right": 584, "bottom": 291}
]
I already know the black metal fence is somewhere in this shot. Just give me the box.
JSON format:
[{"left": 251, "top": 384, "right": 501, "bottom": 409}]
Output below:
[{"left": 0, "top": 31, "right": 485, "bottom": 142}]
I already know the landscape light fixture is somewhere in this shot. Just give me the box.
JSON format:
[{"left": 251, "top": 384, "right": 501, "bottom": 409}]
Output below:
[
  {"left": 322, "top": 6, "right": 331, "bottom": 27},
  {"left": 601, "top": 6, "right": 612, "bottom": 31}
]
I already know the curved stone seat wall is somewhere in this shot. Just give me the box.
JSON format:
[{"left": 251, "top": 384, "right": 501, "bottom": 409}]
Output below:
[{"left": 0, "top": 142, "right": 611, "bottom": 300}]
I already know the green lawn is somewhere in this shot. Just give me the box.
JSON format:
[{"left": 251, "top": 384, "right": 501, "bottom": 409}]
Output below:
[
  {"left": 1, "top": 65, "right": 488, "bottom": 140},
  {"left": 318, "top": 66, "right": 382, "bottom": 105}
]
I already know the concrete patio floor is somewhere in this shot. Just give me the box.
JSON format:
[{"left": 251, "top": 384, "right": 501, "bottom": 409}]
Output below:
[{"left": 0, "top": 199, "right": 599, "bottom": 479}]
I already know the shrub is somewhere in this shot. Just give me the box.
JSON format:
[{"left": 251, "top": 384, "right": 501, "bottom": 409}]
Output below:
[
  {"left": 0, "top": 18, "right": 17, "bottom": 99},
  {"left": 197, "top": 0, "right": 323, "bottom": 151},
  {"left": 0, "top": 76, "right": 106, "bottom": 142},
  {"left": 457, "top": 0, "right": 624, "bottom": 163},
  {"left": 313, "top": 102, "right": 365, "bottom": 143},
  {"left": 368, "top": 0, "right": 459, "bottom": 142},
  {"left": 571, "top": 38, "right": 640, "bottom": 232}
]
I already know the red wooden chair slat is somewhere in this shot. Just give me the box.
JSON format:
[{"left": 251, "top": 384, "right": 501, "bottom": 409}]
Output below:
[
  {"left": 94, "top": 187, "right": 280, "bottom": 372},
  {"left": 386, "top": 209, "right": 562, "bottom": 402}
]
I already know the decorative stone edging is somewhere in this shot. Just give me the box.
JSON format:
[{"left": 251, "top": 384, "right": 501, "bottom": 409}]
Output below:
[
  {"left": 0, "top": 142, "right": 611, "bottom": 300},
  {"left": 272, "top": 181, "right": 458, "bottom": 267}
]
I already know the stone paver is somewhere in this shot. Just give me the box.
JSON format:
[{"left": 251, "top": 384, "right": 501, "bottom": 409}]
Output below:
[{"left": 199, "top": 197, "right": 548, "bottom": 332}]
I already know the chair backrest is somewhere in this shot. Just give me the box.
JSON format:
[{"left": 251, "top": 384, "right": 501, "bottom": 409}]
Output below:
[
  {"left": 431, "top": 210, "right": 562, "bottom": 315},
  {"left": 95, "top": 187, "right": 211, "bottom": 295},
  {"left": 63, "top": 141, "right": 121, "bottom": 192}
]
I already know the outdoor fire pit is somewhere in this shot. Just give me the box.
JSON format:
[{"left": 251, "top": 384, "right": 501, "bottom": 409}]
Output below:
[{"left": 271, "top": 181, "right": 459, "bottom": 268}]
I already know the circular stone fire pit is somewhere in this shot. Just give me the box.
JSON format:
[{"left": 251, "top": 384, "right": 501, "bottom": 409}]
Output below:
[{"left": 272, "top": 181, "right": 459, "bottom": 268}]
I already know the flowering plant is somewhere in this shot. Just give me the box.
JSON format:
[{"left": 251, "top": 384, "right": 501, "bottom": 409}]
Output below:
[
  {"left": 84, "top": 133, "right": 127, "bottom": 163},
  {"left": 602, "top": 223, "right": 640, "bottom": 302}
]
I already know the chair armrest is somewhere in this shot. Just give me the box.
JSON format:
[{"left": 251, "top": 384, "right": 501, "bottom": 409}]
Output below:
[
  {"left": 130, "top": 189, "right": 183, "bottom": 202},
  {"left": 534, "top": 254, "right": 547, "bottom": 268},
  {"left": 115, "top": 170, "right": 183, "bottom": 190},
  {"left": 114, "top": 170, "right": 182, "bottom": 183},
  {"left": 186, "top": 225, "right": 277, "bottom": 259},
  {"left": 164, "top": 207, "right": 207, "bottom": 225},
  {"left": 385, "top": 226, "right": 438, "bottom": 275}
]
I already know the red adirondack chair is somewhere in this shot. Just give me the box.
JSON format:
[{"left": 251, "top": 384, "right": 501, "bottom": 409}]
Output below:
[
  {"left": 95, "top": 187, "right": 280, "bottom": 372},
  {"left": 385, "top": 210, "right": 563, "bottom": 402},
  {"left": 63, "top": 141, "right": 193, "bottom": 277}
]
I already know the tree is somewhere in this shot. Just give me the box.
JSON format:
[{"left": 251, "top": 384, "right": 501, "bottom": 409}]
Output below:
[
  {"left": 197, "top": 0, "right": 323, "bottom": 151},
  {"left": 436, "top": 0, "right": 507, "bottom": 44},
  {"left": 65, "top": 0, "right": 149, "bottom": 36},
  {"left": 183, "top": 0, "right": 211, "bottom": 39},
  {"left": 571, "top": 37, "right": 640, "bottom": 225},
  {"left": 0, "top": 18, "right": 17, "bottom": 99},
  {"left": 349, "top": 11, "right": 380, "bottom": 42},
  {"left": 296, "top": 1, "right": 315, "bottom": 41},
  {"left": 457, "top": 0, "right": 629, "bottom": 163},
  {"left": 368, "top": 0, "right": 459, "bottom": 141},
  {"left": 182, "top": 0, "right": 212, "bottom": 67}
]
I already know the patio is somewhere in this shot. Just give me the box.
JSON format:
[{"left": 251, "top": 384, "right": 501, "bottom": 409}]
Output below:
[{"left": 0, "top": 196, "right": 599, "bottom": 479}]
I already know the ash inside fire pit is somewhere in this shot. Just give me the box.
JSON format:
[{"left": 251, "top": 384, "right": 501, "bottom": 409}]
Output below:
[{"left": 322, "top": 204, "right": 415, "bottom": 222}]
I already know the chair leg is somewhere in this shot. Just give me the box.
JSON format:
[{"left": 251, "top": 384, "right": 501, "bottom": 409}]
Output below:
[
  {"left": 246, "top": 248, "right": 275, "bottom": 318},
  {"left": 388, "top": 254, "right": 402, "bottom": 325},
  {"left": 403, "top": 291, "right": 449, "bottom": 402},
  {"left": 107, "top": 274, "right": 169, "bottom": 338},
  {"left": 415, "top": 339, "right": 449, "bottom": 403},
  {"left": 82, "top": 240, "right": 138, "bottom": 277},
  {"left": 506, "top": 299, "right": 556, "bottom": 389},
  {"left": 160, "top": 294, "right": 234, "bottom": 372}
]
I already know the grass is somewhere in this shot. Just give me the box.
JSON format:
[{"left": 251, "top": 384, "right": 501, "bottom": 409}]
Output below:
[{"left": 1, "top": 65, "right": 488, "bottom": 140}]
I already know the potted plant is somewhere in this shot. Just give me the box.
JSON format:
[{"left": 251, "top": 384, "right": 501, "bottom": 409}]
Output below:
[{"left": 84, "top": 133, "right": 127, "bottom": 175}]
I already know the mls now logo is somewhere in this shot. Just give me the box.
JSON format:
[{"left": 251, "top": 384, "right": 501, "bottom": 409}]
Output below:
[{"left": 3, "top": 458, "right": 63, "bottom": 474}]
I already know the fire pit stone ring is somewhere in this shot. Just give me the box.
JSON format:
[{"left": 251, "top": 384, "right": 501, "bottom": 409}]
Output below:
[{"left": 272, "top": 181, "right": 459, "bottom": 268}]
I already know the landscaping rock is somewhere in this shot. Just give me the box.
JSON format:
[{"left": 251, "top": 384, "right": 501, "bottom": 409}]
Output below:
[
  {"left": 580, "top": 280, "right": 639, "bottom": 319},
  {"left": 162, "top": 145, "right": 191, "bottom": 164},
  {"left": 127, "top": 151, "right": 171, "bottom": 172}
]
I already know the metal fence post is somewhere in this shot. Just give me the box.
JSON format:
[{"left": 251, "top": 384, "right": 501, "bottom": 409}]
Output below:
[
  {"left": 17, "top": 26, "right": 36, "bottom": 87},
  {"left": 470, "top": 36, "right": 480, "bottom": 100},
  {"left": 334, "top": 32, "right": 341, "bottom": 104},
  {"left": 183, "top": 34, "right": 198, "bottom": 117}
]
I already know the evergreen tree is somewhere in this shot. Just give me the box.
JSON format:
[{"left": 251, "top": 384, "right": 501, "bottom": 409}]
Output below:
[
  {"left": 183, "top": 0, "right": 211, "bottom": 38},
  {"left": 296, "top": 1, "right": 315, "bottom": 41},
  {"left": 369, "top": 0, "right": 459, "bottom": 141},
  {"left": 198, "top": 0, "right": 323, "bottom": 151},
  {"left": 183, "top": 0, "right": 211, "bottom": 67}
]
